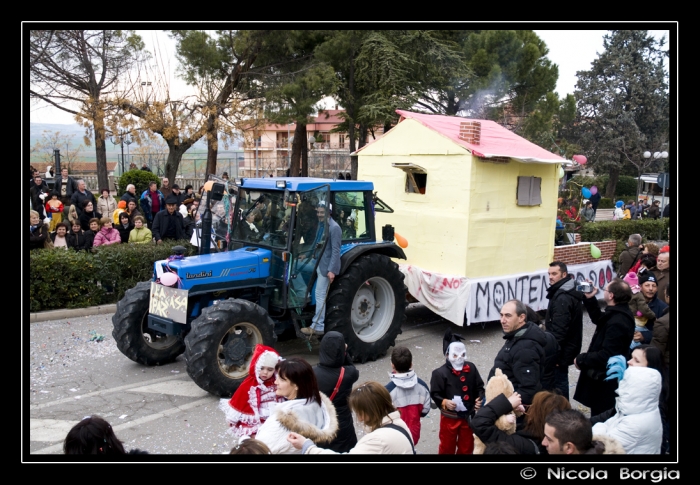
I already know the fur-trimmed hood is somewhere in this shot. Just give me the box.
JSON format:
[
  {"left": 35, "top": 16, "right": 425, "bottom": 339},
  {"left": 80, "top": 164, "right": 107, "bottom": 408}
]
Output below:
[
  {"left": 275, "top": 392, "right": 339, "bottom": 444},
  {"left": 586, "top": 434, "right": 627, "bottom": 454}
]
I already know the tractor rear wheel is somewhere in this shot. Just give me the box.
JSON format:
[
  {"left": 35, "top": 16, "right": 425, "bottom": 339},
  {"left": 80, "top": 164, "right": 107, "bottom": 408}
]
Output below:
[
  {"left": 112, "top": 281, "right": 185, "bottom": 365},
  {"left": 325, "top": 253, "right": 406, "bottom": 363},
  {"left": 184, "top": 299, "right": 276, "bottom": 397}
]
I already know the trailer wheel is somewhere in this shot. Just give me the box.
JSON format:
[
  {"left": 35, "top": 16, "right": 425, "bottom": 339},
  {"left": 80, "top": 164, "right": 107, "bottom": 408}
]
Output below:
[
  {"left": 112, "top": 281, "right": 185, "bottom": 365},
  {"left": 184, "top": 299, "right": 276, "bottom": 397},
  {"left": 325, "top": 253, "right": 406, "bottom": 363}
]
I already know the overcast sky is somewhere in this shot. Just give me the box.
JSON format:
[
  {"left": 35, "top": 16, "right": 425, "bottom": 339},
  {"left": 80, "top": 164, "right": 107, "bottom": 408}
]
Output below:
[{"left": 28, "top": 28, "right": 672, "bottom": 125}]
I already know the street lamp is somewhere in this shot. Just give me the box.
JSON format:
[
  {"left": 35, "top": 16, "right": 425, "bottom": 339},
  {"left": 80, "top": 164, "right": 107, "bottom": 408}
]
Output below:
[
  {"left": 110, "top": 131, "right": 133, "bottom": 175},
  {"left": 643, "top": 150, "right": 669, "bottom": 212}
]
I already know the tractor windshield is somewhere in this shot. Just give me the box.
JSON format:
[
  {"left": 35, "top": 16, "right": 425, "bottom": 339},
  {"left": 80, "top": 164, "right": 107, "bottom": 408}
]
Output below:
[{"left": 231, "top": 189, "right": 290, "bottom": 249}]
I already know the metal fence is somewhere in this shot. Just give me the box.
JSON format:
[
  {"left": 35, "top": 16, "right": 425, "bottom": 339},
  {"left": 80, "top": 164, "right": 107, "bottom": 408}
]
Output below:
[{"left": 116, "top": 150, "right": 352, "bottom": 180}]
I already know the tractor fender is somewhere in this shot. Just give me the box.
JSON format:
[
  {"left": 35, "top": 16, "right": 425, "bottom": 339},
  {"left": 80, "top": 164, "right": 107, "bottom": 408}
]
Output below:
[{"left": 339, "top": 242, "right": 406, "bottom": 275}]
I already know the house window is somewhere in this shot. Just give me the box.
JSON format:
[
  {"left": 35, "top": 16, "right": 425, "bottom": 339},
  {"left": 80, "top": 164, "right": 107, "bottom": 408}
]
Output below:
[
  {"left": 517, "top": 176, "right": 542, "bottom": 206},
  {"left": 339, "top": 134, "right": 345, "bottom": 148},
  {"left": 392, "top": 163, "right": 428, "bottom": 195}
]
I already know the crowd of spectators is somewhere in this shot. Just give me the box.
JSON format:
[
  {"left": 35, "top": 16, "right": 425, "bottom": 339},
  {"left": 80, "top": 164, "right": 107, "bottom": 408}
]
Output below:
[{"left": 29, "top": 172, "right": 203, "bottom": 252}]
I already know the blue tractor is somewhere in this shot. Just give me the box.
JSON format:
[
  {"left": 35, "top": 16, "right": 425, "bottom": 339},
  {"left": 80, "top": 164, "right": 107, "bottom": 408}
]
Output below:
[{"left": 112, "top": 177, "right": 407, "bottom": 396}]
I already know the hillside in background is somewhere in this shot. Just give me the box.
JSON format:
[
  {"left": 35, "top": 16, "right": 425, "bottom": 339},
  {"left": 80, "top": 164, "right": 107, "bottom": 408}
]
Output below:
[{"left": 29, "top": 122, "right": 214, "bottom": 162}]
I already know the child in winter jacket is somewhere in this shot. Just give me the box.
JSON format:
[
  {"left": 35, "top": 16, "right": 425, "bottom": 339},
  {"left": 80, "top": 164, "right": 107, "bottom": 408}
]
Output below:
[
  {"left": 219, "top": 345, "right": 284, "bottom": 441},
  {"left": 623, "top": 272, "right": 656, "bottom": 349},
  {"left": 385, "top": 346, "right": 431, "bottom": 445}
]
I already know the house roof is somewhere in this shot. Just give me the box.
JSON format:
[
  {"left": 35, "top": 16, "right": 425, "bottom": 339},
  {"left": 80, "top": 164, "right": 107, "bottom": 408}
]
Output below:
[{"left": 356, "top": 110, "right": 565, "bottom": 164}]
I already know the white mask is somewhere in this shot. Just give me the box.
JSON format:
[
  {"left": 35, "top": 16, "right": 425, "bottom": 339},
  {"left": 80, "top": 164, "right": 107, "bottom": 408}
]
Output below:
[{"left": 447, "top": 342, "right": 467, "bottom": 370}]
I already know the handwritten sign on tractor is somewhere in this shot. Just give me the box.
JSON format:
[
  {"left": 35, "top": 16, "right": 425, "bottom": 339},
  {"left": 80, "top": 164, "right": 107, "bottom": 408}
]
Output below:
[{"left": 149, "top": 282, "right": 188, "bottom": 324}]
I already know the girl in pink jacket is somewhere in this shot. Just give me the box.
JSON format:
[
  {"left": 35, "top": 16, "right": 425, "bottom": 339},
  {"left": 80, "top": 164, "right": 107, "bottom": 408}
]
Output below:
[{"left": 93, "top": 217, "right": 122, "bottom": 247}]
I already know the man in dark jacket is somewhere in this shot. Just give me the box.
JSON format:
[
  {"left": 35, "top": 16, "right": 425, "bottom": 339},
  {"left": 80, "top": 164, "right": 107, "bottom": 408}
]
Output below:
[
  {"left": 151, "top": 195, "right": 185, "bottom": 243},
  {"left": 488, "top": 299, "right": 546, "bottom": 406},
  {"left": 618, "top": 234, "right": 642, "bottom": 277},
  {"left": 573, "top": 278, "right": 634, "bottom": 416},
  {"left": 544, "top": 262, "right": 583, "bottom": 400},
  {"left": 70, "top": 179, "right": 97, "bottom": 217},
  {"left": 30, "top": 174, "right": 50, "bottom": 218},
  {"left": 312, "top": 331, "right": 359, "bottom": 453}
]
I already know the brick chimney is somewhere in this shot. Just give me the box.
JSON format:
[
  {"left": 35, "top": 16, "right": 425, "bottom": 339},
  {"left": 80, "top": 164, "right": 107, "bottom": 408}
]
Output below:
[{"left": 459, "top": 121, "right": 481, "bottom": 145}]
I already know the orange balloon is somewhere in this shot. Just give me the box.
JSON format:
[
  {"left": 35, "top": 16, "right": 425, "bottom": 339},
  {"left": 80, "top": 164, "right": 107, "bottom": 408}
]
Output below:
[{"left": 394, "top": 232, "right": 408, "bottom": 249}]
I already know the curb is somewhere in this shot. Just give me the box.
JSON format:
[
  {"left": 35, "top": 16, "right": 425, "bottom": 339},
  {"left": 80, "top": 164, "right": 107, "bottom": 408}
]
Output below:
[{"left": 30, "top": 304, "right": 118, "bottom": 324}]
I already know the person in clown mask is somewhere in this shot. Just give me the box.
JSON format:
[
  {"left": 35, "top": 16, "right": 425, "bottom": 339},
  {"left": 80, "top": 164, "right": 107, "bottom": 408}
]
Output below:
[
  {"left": 430, "top": 329, "right": 485, "bottom": 454},
  {"left": 219, "top": 345, "right": 284, "bottom": 441}
]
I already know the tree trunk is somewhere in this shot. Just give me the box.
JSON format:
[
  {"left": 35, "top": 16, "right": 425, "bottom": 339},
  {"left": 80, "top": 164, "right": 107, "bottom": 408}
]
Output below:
[
  {"left": 606, "top": 166, "right": 620, "bottom": 199},
  {"left": 92, "top": 113, "right": 109, "bottom": 192},
  {"left": 164, "top": 142, "right": 192, "bottom": 184},
  {"left": 301, "top": 124, "right": 308, "bottom": 177},
  {"left": 290, "top": 122, "right": 306, "bottom": 177},
  {"left": 205, "top": 115, "right": 218, "bottom": 180}
]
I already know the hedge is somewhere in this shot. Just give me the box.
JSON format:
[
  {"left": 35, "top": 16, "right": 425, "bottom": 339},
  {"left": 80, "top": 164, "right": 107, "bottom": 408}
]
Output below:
[
  {"left": 29, "top": 240, "right": 197, "bottom": 312},
  {"left": 578, "top": 218, "right": 670, "bottom": 269}
]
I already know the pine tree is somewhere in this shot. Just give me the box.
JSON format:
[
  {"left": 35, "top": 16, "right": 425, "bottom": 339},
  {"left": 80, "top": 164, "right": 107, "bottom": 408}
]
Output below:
[{"left": 573, "top": 30, "right": 669, "bottom": 198}]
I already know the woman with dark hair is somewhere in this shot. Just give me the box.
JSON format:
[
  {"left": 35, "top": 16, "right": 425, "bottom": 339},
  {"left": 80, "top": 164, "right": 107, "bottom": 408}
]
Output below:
[
  {"left": 67, "top": 220, "right": 89, "bottom": 251},
  {"left": 288, "top": 381, "right": 415, "bottom": 454},
  {"left": 471, "top": 390, "right": 571, "bottom": 454},
  {"left": 64, "top": 415, "right": 126, "bottom": 454},
  {"left": 63, "top": 415, "right": 147, "bottom": 454},
  {"left": 255, "top": 357, "right": 338, "bottom": 454},
  {"left": 116, "top": 211, "right": 134, "bottom": 243},
  {"left": 50, "top": 221, "right": 71, "bottom": 250},
  {"left": 126, "top": 199, "right": 144, "bottom": 223},
  {"left": 78, "top": 200, "right": 102, "bottom": 231},
  {"left": 97, "top": 188, "right": 117, "bottom": 219}
]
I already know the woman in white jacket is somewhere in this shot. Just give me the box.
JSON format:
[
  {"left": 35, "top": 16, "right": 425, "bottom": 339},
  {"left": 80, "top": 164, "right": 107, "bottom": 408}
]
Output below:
[
  {"left": 288, "top": 381, "right": 415, "bottom": 454},
  {"left": 591, "top": 365, "right": 662, "bottom": 454},
  {"left": 255, "top": 357, "right": 338, "bottom": 454}
]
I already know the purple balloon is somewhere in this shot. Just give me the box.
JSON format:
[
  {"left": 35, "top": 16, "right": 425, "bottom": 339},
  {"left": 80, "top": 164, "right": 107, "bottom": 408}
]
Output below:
[{"left": 590, "top": 186, "right": 598, "bottom": 195}]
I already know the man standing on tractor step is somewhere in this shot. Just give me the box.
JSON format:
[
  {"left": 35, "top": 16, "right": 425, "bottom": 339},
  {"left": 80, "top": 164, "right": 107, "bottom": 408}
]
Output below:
[{"left": 301, "top": 201, "right": 341, "bottom": 337}]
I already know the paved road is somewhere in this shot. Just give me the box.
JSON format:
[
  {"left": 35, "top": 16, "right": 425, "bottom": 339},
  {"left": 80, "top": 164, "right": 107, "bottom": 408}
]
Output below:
[{"left": 26, "top": 303, "right": 599, "bottom": 458}]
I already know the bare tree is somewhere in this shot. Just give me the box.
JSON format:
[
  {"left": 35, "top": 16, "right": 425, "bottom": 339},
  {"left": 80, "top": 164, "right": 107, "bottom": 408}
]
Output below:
[
  {"left": 29, "top": 29, "right": 146, "bottom": 190},
  {"left": 32, "top": 130, "right": 84, "bottom": 170}
]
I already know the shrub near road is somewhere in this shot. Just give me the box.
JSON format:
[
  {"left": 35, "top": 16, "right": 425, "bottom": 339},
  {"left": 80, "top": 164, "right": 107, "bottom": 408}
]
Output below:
[{"left": 29, "top": 240, "right": 196, "bottom": 312}]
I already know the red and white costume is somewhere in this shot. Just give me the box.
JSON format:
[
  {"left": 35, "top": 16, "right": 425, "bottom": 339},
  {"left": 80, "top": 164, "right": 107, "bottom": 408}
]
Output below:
[{"left": 218, "top": 345, "right": 284, "bottom": 439}]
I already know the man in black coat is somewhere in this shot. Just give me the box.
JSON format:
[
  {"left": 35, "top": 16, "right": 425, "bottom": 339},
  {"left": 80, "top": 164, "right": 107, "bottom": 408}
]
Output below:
[
  {"left": 312, "top": 331, "right": 359, "bottom": 453},
  {"left": 573, "top": 278, "right": 634, "bottom": 416},
  {"left": 544, "top": 262, "right": 583, "bottom": 400},
  {"left": 152, "top": 195, "right": 186, "bottom": 243},
  {"left": 29, "top": 174, "right": 50, "bottom": 218},
  {"left": 488, "top": 299, "right": 546, "bottom": 406},
  {"left": 70, "top": 179, "right": 97, "bottom": 217}
]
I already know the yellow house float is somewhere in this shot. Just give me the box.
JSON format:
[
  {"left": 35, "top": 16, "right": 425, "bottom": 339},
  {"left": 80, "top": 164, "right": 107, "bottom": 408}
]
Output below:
[{"left": 356, "top": 110, "right": 614, "bottom": 325}]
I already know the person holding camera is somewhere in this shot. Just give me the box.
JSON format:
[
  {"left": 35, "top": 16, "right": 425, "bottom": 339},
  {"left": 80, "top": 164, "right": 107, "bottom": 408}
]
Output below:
[
  {"left": 573, "top": 278, "right": 635, "bottom": 416},
  {"left": 544, "top": 262, "right": 584, "bottom": 401}
]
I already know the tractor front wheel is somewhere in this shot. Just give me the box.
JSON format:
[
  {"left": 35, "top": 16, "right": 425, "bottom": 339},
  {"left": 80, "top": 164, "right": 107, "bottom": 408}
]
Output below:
[
  {"left": 112, "top": 281, "right": 185, "bottom": 366},
  {"left": 184, "top": 299, "right": 276, "bottom": 397}
]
